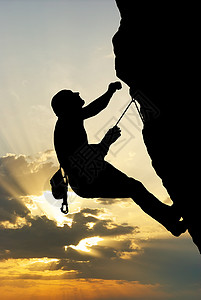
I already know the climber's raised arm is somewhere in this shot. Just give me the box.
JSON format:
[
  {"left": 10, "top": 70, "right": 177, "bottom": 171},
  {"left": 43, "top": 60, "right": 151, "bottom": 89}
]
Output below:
[{"left": 82, "top": 81, "right": 122, "bottom": 120}]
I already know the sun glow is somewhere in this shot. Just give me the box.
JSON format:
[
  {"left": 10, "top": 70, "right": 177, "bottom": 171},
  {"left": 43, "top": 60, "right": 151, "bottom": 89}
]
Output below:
[
  {"left": 68, "top": 236, "right": 104, "bottom": 253},
  {"left": 23, "top": 191, "right": 81, "bottom": 227}
]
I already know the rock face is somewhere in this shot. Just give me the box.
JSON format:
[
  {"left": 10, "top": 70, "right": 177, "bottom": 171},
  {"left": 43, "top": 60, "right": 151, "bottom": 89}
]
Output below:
[{"left": 113, "top": 0, "right": 200, "bottom": 253}]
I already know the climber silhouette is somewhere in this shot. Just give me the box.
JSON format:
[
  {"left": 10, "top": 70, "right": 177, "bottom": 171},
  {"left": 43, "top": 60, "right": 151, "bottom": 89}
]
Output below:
[{"left": 51, "top": 82, "right": 186, "bottom": 236}]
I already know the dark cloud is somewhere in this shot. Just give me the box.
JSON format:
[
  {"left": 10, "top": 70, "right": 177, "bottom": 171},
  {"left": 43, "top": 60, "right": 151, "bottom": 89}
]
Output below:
[
  {"left": 0, "top": 197, "right": 29, "bottom": 223},
  {"left": 55, "top": 236, "right": 201, "bottom": 295},
  {"left": 70, "top": 208, "right": 136, "bottom": 244},
  {"left": 0, "top": 208, "right": 138, "bottom": 260},
  {"left": 135, "top": 238, "right": 201, "bottom": 287}
]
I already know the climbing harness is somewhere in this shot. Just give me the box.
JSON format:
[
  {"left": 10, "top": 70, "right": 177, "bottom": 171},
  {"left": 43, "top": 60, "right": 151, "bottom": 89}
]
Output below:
[
  {"left": 50, "top": 168, "right": 68, "bottom": 214},
  {"left": 115, "top": 97, "right": 144, "bottom": 126}
]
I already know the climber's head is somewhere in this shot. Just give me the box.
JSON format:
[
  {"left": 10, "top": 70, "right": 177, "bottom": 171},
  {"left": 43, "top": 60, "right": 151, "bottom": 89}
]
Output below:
[{"left": 51, "top": 89, "right": 85, "bottom": 117}]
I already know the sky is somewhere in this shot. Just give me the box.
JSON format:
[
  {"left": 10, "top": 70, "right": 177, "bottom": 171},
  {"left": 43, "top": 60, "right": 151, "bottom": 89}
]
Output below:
[{"left": 0, "top": 1, "right": 200, "bottom": 299}]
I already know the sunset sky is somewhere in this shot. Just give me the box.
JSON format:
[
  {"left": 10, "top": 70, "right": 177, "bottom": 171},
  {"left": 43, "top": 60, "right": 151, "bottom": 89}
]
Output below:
[{"left": 0, "top": 1, "right": 200, "bottom": 299}]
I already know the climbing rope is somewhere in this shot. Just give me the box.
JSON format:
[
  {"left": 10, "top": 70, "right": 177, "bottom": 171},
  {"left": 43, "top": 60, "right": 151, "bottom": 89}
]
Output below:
[
  {"left": 132, "top": 97, "right": 144, "bottom": 124},
  {"left": 115, "top": 97, "right": 144, "bottom": 126}
]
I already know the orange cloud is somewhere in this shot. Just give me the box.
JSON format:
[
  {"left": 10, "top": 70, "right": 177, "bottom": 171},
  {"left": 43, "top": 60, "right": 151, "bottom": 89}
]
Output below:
[{"left": 0, "top": 278, "right": 167, "bottom": 300}]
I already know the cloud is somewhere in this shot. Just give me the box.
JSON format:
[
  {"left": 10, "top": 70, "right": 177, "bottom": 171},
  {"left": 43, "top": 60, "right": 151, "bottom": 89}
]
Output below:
[
  {"left": 0, "top": 277, "right": 171, "bottom": 300},
  {"left": 95, "top": 198, "right": 131, "bottom": 205},
  {"left": 55, "top": 236, "right": 201, "bottom": 298},
  {"left": 0, "top": 196, "right": 29, "bottom": 224},
  {"left": 0, "top": 207, "right": 138, "bottom": 260}
]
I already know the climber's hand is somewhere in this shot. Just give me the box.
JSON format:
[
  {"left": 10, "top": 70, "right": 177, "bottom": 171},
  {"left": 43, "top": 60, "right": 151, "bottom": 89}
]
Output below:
[
  {"left": 102, "top": 126, "right": 121, "bottom": 146},
  {"left": 108, "top": 81, "right": 122, "bottom": 93}
]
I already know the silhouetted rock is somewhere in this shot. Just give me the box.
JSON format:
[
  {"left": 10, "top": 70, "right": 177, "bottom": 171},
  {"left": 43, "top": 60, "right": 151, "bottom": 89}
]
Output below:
[{"left": 113, "top": 0, "right": 200, "bottom": 253}]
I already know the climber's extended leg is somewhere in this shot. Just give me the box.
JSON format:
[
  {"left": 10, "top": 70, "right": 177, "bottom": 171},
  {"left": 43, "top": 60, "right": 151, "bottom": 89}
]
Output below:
[
  {"left": 128, "top": 178, "right": 187, "bottom": 236},
  {"left": 68, "top": 162, "right": 186, "bottom": 236}
]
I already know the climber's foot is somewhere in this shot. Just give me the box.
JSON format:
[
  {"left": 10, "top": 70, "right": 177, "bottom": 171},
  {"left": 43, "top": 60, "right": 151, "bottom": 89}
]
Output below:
[{"left": 160, "top": 205, "right": 187, "bottom": 237}]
